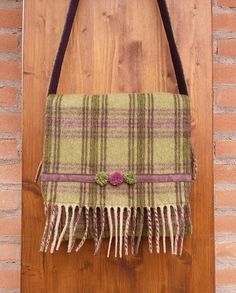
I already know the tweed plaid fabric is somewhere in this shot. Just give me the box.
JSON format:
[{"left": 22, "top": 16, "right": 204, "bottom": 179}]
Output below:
[{"left": 40, "top": 92, "right": 194, "bottom": 257}]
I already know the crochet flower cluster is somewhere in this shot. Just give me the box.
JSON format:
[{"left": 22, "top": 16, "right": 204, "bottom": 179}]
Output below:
[{"left": 95, "top": 171, "right": 136, "bottom": 187}]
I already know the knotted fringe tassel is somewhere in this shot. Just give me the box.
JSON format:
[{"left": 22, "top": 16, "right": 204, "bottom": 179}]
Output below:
[
  {"left": 166, "top": 205, "right": 174, "bottom": 254},
  {"left": 93, "top": 208, "right": 99, "bottom": 249},
  {"left": 160, "top": 206, "right": 166, "bottom": 253},
  {"left": 131, "top": 208, "right": 137, "bottom": 255},
  {"left": 45, "top": 206, "right": 58, "bottom": 252},
  {"left": 154, "top": 207, "right": 160, "bottom": 253},
  {"left": 173, "top": 206, "right": 180, "bottom": 255},
  {"left": 124, "top": 208, "right": 131, "bottom": 256},
  {"left": 50, "top": 205, "right": 62, "bottom": 253},
  {"left": 147, "top": 207, "right": 153, "bottom": 253},
  {"left": 40, "top": 203, "right": 49, "bottom": 252},
  {"left": 67, "top": 206, "right": 75, "bottom": 252},
  {"left": 56, "top": 206, "right": 69, "bottom": 250},
  {"left": 40, "top": 204, "right": 190, "bottom": 256},
  {"left": 179, "top": 205, "right": 186, "bottom": 256},
  {"left": 76, "top": 207, "right": 89, "bottom": 252},
  {"left": 135, "top": 208, "right": 144, "bottom": 254},
  {"left": 114, "top": 207, "right": 118, "bottom": 257},
  {"left": 191, "top": 147, "right": 198, "bottom": 180},
  {"left": 69, "top": 207, "right": 82, "bottom": 252},
  {"left": 107, "top": 208, "right": 113, "bottom": 258},
  {"left": 94, "top": 208, "right": 105, "bottom": 255},
  {"left": 119, "top": 207, "right": 124, "bottom": 258}
]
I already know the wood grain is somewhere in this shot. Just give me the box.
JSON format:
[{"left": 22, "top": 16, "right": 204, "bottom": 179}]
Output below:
[{"left": 22, "top": 0, "right": 214, "bottom": 292}]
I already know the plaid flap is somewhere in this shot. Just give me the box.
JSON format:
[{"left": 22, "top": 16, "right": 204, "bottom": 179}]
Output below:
[{"left": 40, "top": 92, "right": 193, "bottom": 256}]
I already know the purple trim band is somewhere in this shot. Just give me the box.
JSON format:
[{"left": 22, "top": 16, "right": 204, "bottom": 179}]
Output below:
[
  {"left": 137, "top": 174, "right": 192, "bottom": 183},
  {"left": 41, "top": 173, "right": 192, "bottom": 183},
  {"left": 41, "top": 173, "right": 95, "bottom": 183}
]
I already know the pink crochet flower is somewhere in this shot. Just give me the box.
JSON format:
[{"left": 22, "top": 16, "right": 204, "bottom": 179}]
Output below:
[{"left": 109, "top": 172, "right": 124, "bottom": 186}]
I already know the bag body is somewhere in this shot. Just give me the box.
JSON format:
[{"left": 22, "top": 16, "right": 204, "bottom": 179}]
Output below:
[{"left": 39, "top": 0, "right": 196, "bottom": 257}]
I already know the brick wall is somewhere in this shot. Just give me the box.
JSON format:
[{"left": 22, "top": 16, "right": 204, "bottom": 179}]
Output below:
[
  {"left": 0, "top": 0, "right": 22, "bottom": 292},
  {"left": 213, "top": 0, "right": 236, "bottom": 292},
  {"left": 0, "top": 0, "right": 236, "bottom": 292}
]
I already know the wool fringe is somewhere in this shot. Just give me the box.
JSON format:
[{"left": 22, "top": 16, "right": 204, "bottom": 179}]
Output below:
[
  {"left": 131, "top": 208, "right": 137, "bottom": 255},
  {"left": 40, "top": 204, "right": 190, "bottom": 256},
  {"left": 173, "top": 206, "right": 180, "bottom": 255},
  {"left": 147, "top": 207, "right": 153, "bottom": 253},
  {"left": 135, "top": 208, "right": 144, "bottom": 254},
  {"left": 124, "top": 208, "right": 131, "bottom": 256},
  {"left": 40, "top": 203, "right": 50, "bottom": 252},
  {"left": 94, "top": 208, "right": 105, "bottom": 255},
  {"left": 154, "top": 207, "right": 160, "bottom": 253},
  {"left": 166, "top": 205, "right": 174, "bottom": 254},
  {"left": 76, "top": 207, "right": 89, "bottom": 252},
  {"left": 119, "top": 207, "right": 124, "bottom": 258},
  {"left": 107, "top": 208, "right": 113, "bottom": 258},
  {"left": 93, "top": 208, "right": 98, "bottom": 248},
  {"left": 56, "top": 205, "right": 69, "bottom": 250},
  {"left": 179, "top": 205, "right": 185, "bottom": 255},
  {"left": 114, "top": 207, "right": 118, "bottom": 257},
  {"left": 69, "top": 207, "right": 82, "bottom": 252},
  {"left": 67, "top": 206, "right": 75, "bottom": 252},
  {"left": 191, "top": 147, "right": 198, "bottom": 180},
  {"left": 50, "top": 205, "right": 62, "bottom": 253},
  {"left": 160, "top": 206, "right": 166, "bottom": 253}
]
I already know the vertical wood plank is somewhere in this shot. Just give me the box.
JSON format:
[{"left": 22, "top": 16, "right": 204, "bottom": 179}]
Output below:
[{"left": 22, "top": 0, "right": 214, "bottom": 292}]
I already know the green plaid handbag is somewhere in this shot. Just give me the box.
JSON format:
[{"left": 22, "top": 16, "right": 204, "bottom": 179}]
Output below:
[{"left": 38, "top": 0, "right": 196, "bottom": 257}]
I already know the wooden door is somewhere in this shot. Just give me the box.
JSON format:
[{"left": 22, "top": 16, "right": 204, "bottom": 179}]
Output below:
[{"left": 22, "top": 0, "right": 214, "bottom": 292}]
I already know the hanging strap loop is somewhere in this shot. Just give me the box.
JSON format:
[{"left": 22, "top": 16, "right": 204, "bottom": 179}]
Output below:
[{"left": 47, "top": 0, "right": 188, "bottom": 96}]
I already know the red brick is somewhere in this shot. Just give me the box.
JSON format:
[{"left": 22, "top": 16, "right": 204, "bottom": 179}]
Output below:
[
  {"left": 216, "top": 268, "right": 236, "bottom": 286},
  {"left": 0, "top": 269, "right": 20, "bottom": 289},
  {"left": 0, "top": 60, "right": 21, "bottom": 80},
  {"left": 0, "top": 243, "right": 18, "bottom": 262},
  {"left": 217, "top": 190, "right": 236, "bottom": 208},
  {"left": 217, "top": 88, "right": 236, "bottom": 108},
  {"left": 0, "top": 217, "right": 20, "bottom": 236},
  {"left": 213, "top": 13, "right": 236, "bottom": 32},
  {"left": 215, "top": 215, "right": 236, "bottom": 233},
  {"left": 215, "top": 141, "right": 236, "bottom": 157},
  {"left": 214, "top": 114, "right": 236, "bottom": 131},
  {"left": 214, "top": 64, "right": 236, "bottom": 84},
  {"left": 0, "top": 34, "right": 18, "bottom": 53},
  {"left": 0, "top": 190, "right": 18, "bottom": 210},
  {"left": 218, "top": 40, "right": 236, "bottom": 57},
  {"left": 0, "top": 164, "right": 21, "bottom": 184},
  {"left": 0, "top": 9, "right": 21, "bottom": 29},
  {"left": 0, "top": 139, "right": 18, "bottom": 159},
  {"left": 0, "top": 87, "right": 16, "bottom": 107},
  {"left": 215, "top": 165, "right": 236, "bottom": 183},
  {"left": 0, "top": 113, "right": 21, "bottom": 132},
  {"left": 216, "top": 243, "right": 236, "bottom": 258},
  {"left": 218, "top": 0, "right": 236, "bottom": 7}
]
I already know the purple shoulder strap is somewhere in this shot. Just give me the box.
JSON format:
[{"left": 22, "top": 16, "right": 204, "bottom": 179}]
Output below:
[{"left": 48, "top": 0, "right": 188, "bottom": 96}]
